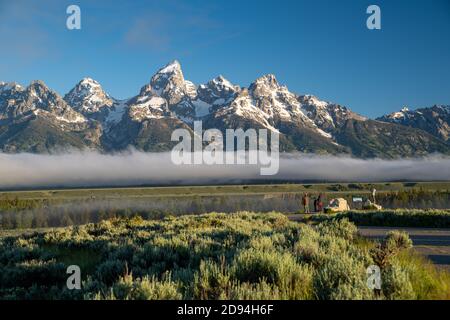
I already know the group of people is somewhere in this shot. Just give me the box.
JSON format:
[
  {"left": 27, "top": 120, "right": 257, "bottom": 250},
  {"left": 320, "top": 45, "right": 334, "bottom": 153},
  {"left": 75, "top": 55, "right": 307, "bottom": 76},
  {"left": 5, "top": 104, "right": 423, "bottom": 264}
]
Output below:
[{"left": 301, "top": 193, "right": 323, "bottom": 213}]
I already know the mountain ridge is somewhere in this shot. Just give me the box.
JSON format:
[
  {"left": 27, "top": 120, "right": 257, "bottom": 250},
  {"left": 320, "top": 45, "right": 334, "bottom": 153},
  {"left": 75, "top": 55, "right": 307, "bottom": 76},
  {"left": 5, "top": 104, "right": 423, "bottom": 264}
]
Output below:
[
  {"left": 1, "top": 61, "right": 449, "bottom": 157},
  {"left": 377, "top": 105, "right": 450, "bottom": 143}
]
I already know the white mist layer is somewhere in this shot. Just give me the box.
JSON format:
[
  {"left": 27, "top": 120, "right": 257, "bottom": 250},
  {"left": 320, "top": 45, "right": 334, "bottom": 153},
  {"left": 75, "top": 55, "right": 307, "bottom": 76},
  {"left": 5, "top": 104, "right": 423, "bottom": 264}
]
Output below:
[{"left": 0, "top": 151, "right": 449, "bottom": 188}]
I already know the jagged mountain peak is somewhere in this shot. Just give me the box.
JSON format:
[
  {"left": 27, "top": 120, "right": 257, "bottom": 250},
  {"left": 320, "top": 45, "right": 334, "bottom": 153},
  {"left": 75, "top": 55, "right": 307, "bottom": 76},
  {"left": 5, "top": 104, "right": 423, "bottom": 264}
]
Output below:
[
  {"left": 2, "top": 62, "right": 449, "bottom": 157},
  {"left": 0, "top": 79, "right": 88, "bottom": 126},
  {"left": 78, "top": 77, "right": 102, "bottom": 88},
  {"left": 70, "top": 77, "right": 107, "bottom": 94},
  {"left": 211, "top": 75, "right": 233, "bottom": 86},
  {"left": 64, "top": 77, "right": 114, "bottom": 115},
  {"left": 157, "top": 60, "right": 182, "bottom": 75},
  {"left": 25, "top": 81, "right": 65, "bottom": 103},
  {"left": 381, "top": 107, "right": 413, "bottom": 121},
  {"left": 251, "top": 74, "right": 280, "bottom": 89},
  {"left": 26, "top": 81, "right": 64, "bottom": 103},
  {"left": 150, "top": 60, "right": 187, "bottom": 101},
  {"left": 214, "top": 74, "right": 227, "bottom": 82},
  {"left": 249, "top": 74, "right": 291, "bottom": 100},
  {"left": 151, "top": 60, "right": 184, "bottom": 88},
  {"left": 207, "top": 75, "right": 240, "bottom": 93},
  {"left": 28, "top": 80, "right": 49, "bottom": 90},
  {"left": 193, "top": 75, "right": 240, "bottom": 117},
  {"left": 201, "top": 75, "right": 238, "bottom": 93}
]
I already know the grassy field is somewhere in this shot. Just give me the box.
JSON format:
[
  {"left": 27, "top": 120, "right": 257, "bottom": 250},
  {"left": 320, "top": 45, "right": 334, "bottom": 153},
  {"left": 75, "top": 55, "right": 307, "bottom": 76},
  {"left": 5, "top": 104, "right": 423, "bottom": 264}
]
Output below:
[
  {"left": 0, "top": 212, "right": 449, "bottom": 300},
  {"left": 1, "top": 181, "right": 450, "bottom": 200},
  {"left": 0, "top": 182, "right": 448, "bottom": 230}
]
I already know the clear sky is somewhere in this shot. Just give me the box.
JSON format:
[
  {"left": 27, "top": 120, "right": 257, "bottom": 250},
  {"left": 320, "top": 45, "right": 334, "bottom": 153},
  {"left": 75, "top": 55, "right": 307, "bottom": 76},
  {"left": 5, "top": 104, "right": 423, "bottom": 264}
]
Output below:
[{"left": 0, "top": 0, "right": 449, "bottom": 118}]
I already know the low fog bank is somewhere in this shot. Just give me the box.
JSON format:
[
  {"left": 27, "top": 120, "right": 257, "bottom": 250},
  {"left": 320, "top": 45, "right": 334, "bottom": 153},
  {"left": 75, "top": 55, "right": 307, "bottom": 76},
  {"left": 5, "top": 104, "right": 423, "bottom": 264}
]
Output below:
[{"left": 1, "top": 151, "right": 450, "bottom": 189}]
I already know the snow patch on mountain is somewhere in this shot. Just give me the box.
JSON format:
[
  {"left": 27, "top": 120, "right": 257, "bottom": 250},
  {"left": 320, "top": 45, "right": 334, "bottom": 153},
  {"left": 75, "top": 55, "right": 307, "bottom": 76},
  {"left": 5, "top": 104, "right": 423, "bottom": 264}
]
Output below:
[
  {"left": 192, "top": 99, "right": 211, "bottom": 117},
  {"left": 185, "top": 80, "right": 197, "bottom": 99},
  {"left": 105, "top": 100, "right": 128, "bottom": 125},
  {"left": 385, "top": 107, "right": 411, "bottom": 121},
  {"left": 128, "top": 94, "right": 168, "bottom": 121},
  {"left": 210, "top": 75, "right": 238, "bottom": 92},
  {"left": 222, "top": 92, "right": 280, "bottom": 133},
  {"left": 301, "top": 95, "right": 329, "bottom": 108},
  {"left": 33, "top": 109, "right": 87, "bottom": 124},
  {"left": 316, "top": 128, "right": 332, "bottom": 138},
  {"left": 158, "top": 61, "right": 181, "bottom": 75}
]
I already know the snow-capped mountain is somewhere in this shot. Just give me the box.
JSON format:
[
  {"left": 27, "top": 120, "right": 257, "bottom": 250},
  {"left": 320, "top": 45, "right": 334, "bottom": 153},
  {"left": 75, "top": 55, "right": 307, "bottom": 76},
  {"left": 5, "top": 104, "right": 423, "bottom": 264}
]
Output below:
[
  {"left": 0, "top": 82, "right": 25, "bottom": 120},
  {"left": 1, "top": 61, "right": 449, "bottom": 157},
  {"left": 377, "top": 105, "right": 450, "bottom": 142},
  {"left": 194, "top": 75, "right": 240, "bottom": 116},
  {"left": 298, "top": 95, "right": 366, "bottom": 132},
  {"left": 148, "top": 60, "right": 196, "bottom": 122},
  {"left": 64, "top": 78, "right": 114, "bottom": 117},
  {"left": 0, "top": 80, "right": 101, "bottom": 152},
  {"left": 1, "top": 80, "right": 86, "bottom": 125}
]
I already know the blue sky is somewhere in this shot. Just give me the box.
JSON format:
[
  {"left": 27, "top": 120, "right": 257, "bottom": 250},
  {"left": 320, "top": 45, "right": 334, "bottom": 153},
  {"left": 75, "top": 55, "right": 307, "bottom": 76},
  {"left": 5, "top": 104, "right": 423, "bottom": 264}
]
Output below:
[{"left": 0, "top": 0, "right": 449, "bottom": 118}]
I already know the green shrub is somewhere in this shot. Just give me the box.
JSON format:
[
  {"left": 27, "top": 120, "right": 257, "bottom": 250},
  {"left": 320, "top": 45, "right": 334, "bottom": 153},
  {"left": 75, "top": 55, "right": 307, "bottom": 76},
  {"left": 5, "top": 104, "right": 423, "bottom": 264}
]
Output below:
[
  {"left": 193, "top": 259, "right": 231, "bottom": 300},
  {"left": 229, "top": 281, "right": 280, "bottom": 300},
  {"left": 111, "top": 274, "right": 182, "bottom": 300},
  {"left": 294, "top": 238, "right": 320, "bottom": 265},
  {"left": 385, "top": 231, "right": 413, "bottom": 252},
  {"left": 371, "top": 231, "right": 413, "bottom": 268},
  {"left": 0, "top": 212, "right": 448, "bottom": 300},
  {"left": 316, "top": 218, "right": 357, "bottom": 241},
  {"left": 381, "top": 262, "right": 415, "bottom": 300},
  {"left": 394, "top": 251, "right": 450, "bottom": 300},
  {"left": 96, "top": 260, "right": 128, "bottom": 285},
  {"left": 312, "top": 209, "right": 450, "bottom": 228}
]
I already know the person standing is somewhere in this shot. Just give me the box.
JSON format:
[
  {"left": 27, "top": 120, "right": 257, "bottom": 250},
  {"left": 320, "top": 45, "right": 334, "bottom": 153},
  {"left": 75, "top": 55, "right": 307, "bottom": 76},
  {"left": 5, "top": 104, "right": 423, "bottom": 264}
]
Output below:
[
  {"left": 317, "top": 194, "right": 324, "bottom": 213},
  {"left": 302, "top": 193, "right": 310, "bottom": 213}
]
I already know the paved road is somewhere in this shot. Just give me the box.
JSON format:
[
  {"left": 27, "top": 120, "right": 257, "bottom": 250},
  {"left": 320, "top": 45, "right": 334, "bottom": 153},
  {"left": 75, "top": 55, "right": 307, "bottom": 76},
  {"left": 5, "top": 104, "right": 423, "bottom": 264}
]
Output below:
[
  {"left": 358, "top": 227, "right": 450, "bottom": 270},
  {"left": 287, "top": 215, "right": 450, "bottom": 270}
]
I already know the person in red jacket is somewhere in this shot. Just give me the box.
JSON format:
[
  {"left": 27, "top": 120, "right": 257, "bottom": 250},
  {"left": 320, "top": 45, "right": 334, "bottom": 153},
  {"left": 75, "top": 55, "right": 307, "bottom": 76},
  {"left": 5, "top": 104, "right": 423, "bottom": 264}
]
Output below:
[{"left": 317, "top": 194, "right": 324, "bottom": 213}]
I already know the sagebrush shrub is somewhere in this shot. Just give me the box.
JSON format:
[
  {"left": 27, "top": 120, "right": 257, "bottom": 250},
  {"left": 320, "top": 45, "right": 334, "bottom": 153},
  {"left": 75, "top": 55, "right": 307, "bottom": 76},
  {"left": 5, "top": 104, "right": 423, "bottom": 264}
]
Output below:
[
  {"left": 370, "top": 231, "right": 413, "bottom": 268},
  {"left": 313, "top": 251, "right": 374, "bottom": 300},
  {"left": 111, "top": 274, "right": 182, "bottom": 300},
  {"left": 381, "top": 262, "right": 415, "bottom": 300},
  {"left": 193, "top": 259, "right": 231, "bottom": 300},
  {"left": 0, "top": 212, "right": 448, "bottom": 300}
]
